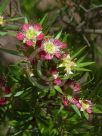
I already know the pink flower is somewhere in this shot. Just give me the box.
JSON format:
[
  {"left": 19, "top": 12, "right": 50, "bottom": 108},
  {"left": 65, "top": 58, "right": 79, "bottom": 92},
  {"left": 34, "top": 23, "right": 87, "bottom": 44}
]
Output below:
[
  {"left": 76, "top": 103, "right": 81, "bottom": 109},
  {"left": 26, "top": 40, "right": 34, "bottom": 46},
  {"left": 53, "top": 39, "right": 67, "bottom": 49},
  {"left": 54, "top": 77, "right": 62, "bottom": 85},
  {"left": 55, "top": 52, "right": 62, "bottom": 59},
  {"left": 22, "top": 24, "right": 29, "bottom": 31},
  {"left": 70, "top": 98, "right": 78, "bottom": 104},
  {"left": 39, "top": 38, "right": 66, "bottom": 60},
  {"left": 33, "top": 24, "right": 42, "bottom": 31},
  {"left": 86, "top": 108, "right": 92, "bottom": 114},
  {"left": 36, "top": 33, "right": 44, "bottom": 41},
  {"left": 70, "top": 97, "right": 81, "bottom": 109},
  {"left": 17, "top": 23, "right": 44, "bottom": 47},
  {"left": 39, "top": 51, "right": 53, "bottom": 60},
  {"left": 16, "top": 33, "right": 25, "bottom": 40}
]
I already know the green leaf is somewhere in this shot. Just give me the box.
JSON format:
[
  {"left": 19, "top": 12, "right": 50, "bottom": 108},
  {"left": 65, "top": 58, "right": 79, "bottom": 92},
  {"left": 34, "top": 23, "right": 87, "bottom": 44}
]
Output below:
[
  {"left": 55, "top": 30, "right": 62, "bottom": 39},
  {"left": 83, "top": 111, "right": 89, "bottom": 119},
  {"left": 0, "top": 31, "right": 7, "bottom": 36},
  {"left": 71, "top": 105, "right": 81, "bottom": 117},
  {"left": 24, "top": 16, "right": 28, "bottom": 24},
  {"left": 77, "top": 62, "right": 95, "bottom": 67},
  {"left": 4, "top": 93, "right": 12, "bottom": 98},
  {"left": 77, "top": 55, "right": 86, "bottom": 63},
  {"left": 58, "top": 105, "right": 64, "bottom": 114},
  {"left": 72, "top": 46, "right": 86, "bottom": 59},
  {"left": 0, "top": 48, "right": 22, "bottom": 56},
  {"left": 74, "top": 67, "right": 91, "bottom": 72},
  {"left": 14, "top": 91, "right": 24, "bottom": 97},
  {"left": 93, "top": 106, "right": 102, "bottom": 113},
  {"left": 6, "top": 17, "right": 25, "bottom": 22},
  {"left": 62, "top": 34, "right": 68, "bottom": 42},
  {"left": 54, "top": 86, "right": 63, "bottom": 94},
  {"left": 49, "top": 89, "right": 56, "bottom": 97},
  {"left": 40, "top": 14, "right": 48, "bottom": 25},
  {"left": 0, "top": 0, "right": 9, "bottom": 14}
]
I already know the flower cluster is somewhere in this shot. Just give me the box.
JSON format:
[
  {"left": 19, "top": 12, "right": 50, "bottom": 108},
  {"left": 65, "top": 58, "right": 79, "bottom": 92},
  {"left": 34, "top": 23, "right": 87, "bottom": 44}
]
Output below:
[
  {"left": 0, "top": 77, "right": 11, "bottom": 106},
  {"left": 62, "top": 80, "right": 92, "bottom": 114},
  {"left": 16, "top": 23, "right": 92, "bottom": 114}
]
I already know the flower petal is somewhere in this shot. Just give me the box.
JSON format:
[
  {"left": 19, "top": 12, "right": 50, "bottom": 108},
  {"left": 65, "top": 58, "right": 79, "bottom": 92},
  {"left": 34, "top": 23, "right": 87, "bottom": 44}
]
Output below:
[
  {"left": 22, "top": 24, "right": 29, "bottom": 31},
  {"left": 26, "top": 40, "right": 34, "bottom": 46},
  {"left": 36, "top": 33, "right": 44, "bottom": 41},
  {"left": 55, "top": 52, "right": 62, "bottom": 59},
  {"left": 54, "top": 77, "right": 62, "bottom": 85},
  {"left": 33, "top": 24, "right": 42, "bottom": 31},
  {"left": 16, "top": 33, "right": 25, "bottom": 40}
]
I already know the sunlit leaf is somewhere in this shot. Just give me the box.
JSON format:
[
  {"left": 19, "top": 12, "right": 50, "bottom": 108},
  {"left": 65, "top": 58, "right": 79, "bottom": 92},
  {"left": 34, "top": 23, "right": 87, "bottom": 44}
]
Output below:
[
  {"left": 55, "top": 30, "right": 62, "bottom": 39},
  {"left": 71, "top": 105, "right": 81, "bottom": 117},
  {"left": 54, "top": 85, "right": 63, "bottom": 94}
]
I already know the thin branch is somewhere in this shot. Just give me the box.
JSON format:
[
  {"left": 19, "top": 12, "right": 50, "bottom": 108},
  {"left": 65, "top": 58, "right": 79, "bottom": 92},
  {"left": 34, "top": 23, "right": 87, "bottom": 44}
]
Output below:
[
  {"left": 82, "top": 34, "right": 91, "bottom": 47},
  {"left": 84, "top": 29, "right": 102, "bottom": 34}
]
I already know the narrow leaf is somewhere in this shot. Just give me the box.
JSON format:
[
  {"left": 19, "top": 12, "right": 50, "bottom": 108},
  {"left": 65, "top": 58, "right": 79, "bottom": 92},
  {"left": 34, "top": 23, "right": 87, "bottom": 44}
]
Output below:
[
  {"left": 0, "top": 48, "right": 22, "bottom": 56},
  {"left": 77, "top": 55, "right": 86, "bottom": 63},
  {"left": 72, "top": 46, "right": 86, "bottom": 59},
  {"left": 77, "top": 62, "right": 95, "bottom": 67},
  {"left": 62, "top": 34, "right": 68, "bottom": 42},
  {"left": 74, "top": 67, "right": 91, "bottom": 72},
  {"left": 6, "top": 17, "right": 24, "bottom": 22},
  {"left": 14, "top": 91, "right": 24, "bottom": 97},
  {"left": 55, "top": 30, "right": 62, "bottom": 39},
  {"left": 71, "top": 105, "right": 81, "bottom": 117},
  {"left": 54, "top": 86, "right": 63, "bottom": 94},
  {"left": 24, "top": 16, "right": 28, "bottom": 24},
  {"left": 0, "top": 0, "right": 9, "bottom": 14},
  {"left": 0, "top": 31, "right": 7, "bottom": 36},
  {"left": 40, "top": 14, "right": 48, "bottom": 25}
]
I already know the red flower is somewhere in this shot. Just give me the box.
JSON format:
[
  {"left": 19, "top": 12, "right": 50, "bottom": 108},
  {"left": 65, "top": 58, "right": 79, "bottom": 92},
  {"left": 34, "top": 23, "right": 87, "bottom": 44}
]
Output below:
[
  {"left": 26, "top": 40, "right": 34, "bottom": 46},
  {"left": 39, "top": 38, "right": 66, "bottom": 60},
  {"left": 17, "top": 23, "right": 44, "bottom": 47},
  {"left": 16, "top": 33, "right": 25, "bottom": 40}
]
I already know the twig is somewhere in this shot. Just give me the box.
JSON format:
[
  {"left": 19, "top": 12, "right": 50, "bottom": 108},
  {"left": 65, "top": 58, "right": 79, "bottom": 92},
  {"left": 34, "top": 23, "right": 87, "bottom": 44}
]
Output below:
[
  {"left": 82, "top": 34, "right": 91, "bottom": 47},
  {"left": 84, "top": 29, "right": 102, "bottom": 34}
]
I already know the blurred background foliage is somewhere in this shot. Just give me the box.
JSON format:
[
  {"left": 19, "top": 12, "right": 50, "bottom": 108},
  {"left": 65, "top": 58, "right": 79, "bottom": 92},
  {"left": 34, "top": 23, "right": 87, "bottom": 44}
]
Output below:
[{"left": 0, "top": 0, "right": 102, "bottom": 135}]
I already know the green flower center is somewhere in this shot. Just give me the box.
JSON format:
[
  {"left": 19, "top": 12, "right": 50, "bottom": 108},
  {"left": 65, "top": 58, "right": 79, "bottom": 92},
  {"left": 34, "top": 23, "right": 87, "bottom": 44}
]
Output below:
[
  {"left": 44, "top": 42, "right": 56, "bottom": 54},
  {"left": 26, "top": 28, "right": 37, "bottom": 39}
]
